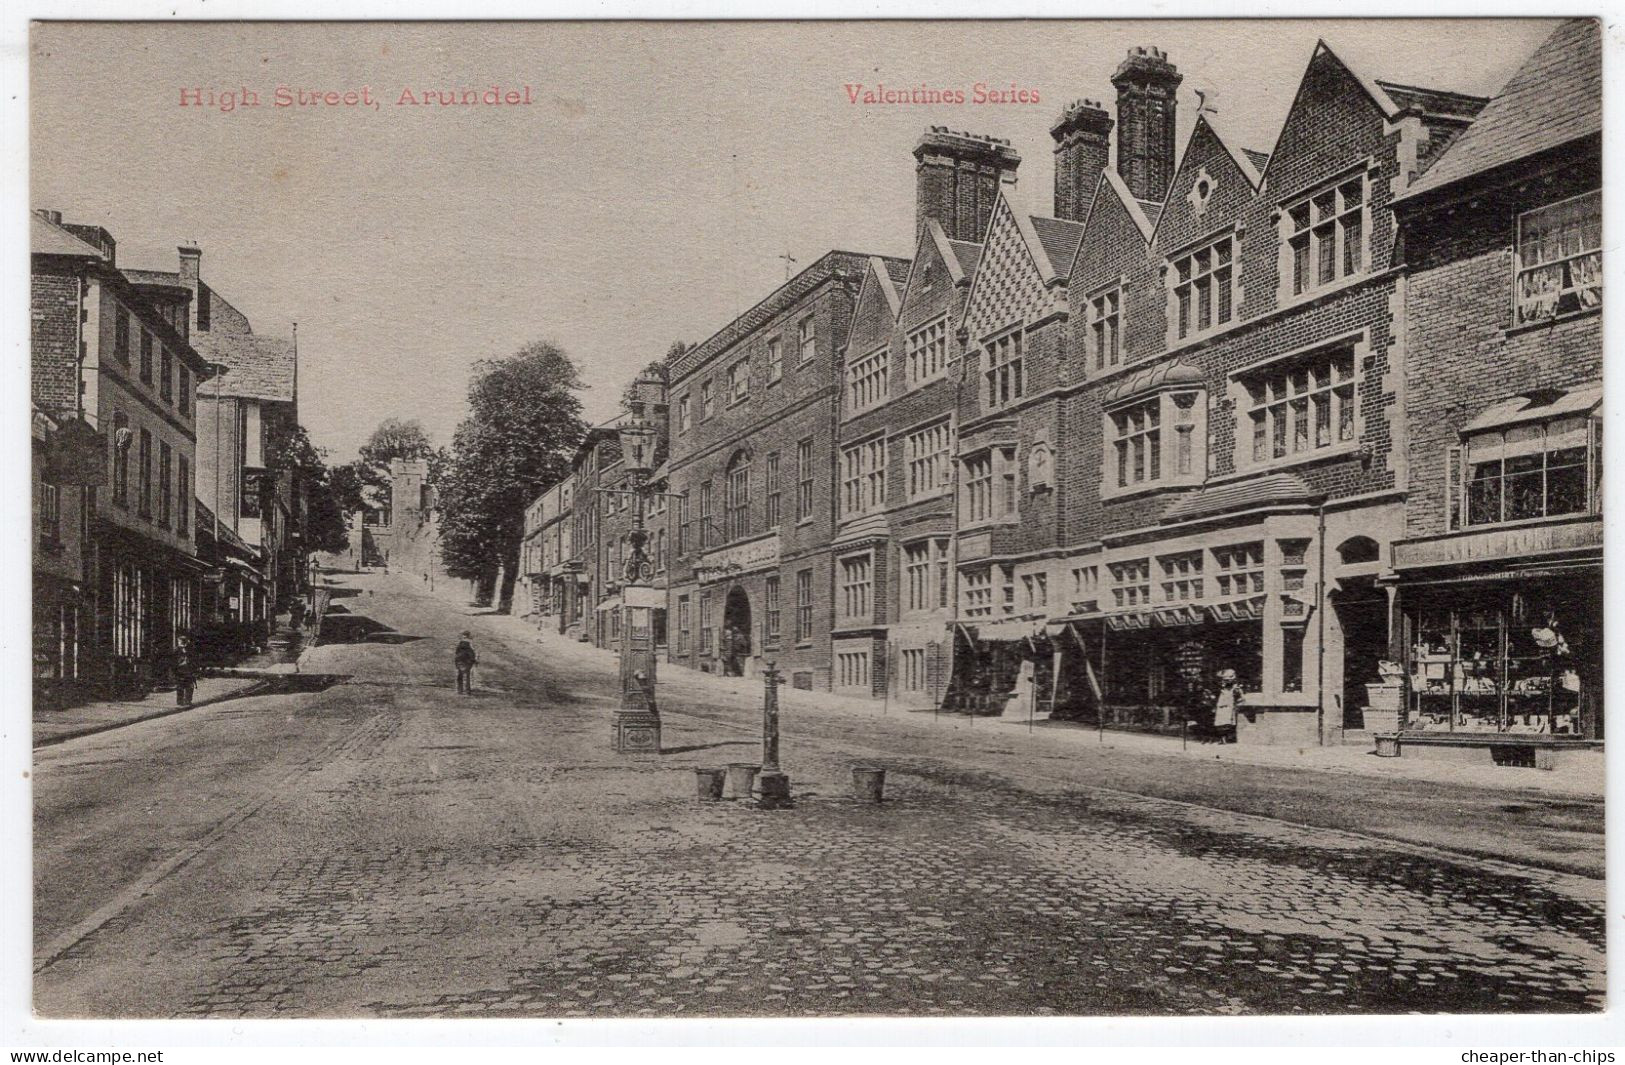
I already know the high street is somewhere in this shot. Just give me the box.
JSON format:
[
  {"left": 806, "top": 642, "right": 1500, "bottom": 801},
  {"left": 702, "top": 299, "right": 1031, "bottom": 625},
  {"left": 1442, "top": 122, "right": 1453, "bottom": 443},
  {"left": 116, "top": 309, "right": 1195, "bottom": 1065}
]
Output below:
[{"left": 33, "top": 573, "right": 1604, "bottom": 1018}]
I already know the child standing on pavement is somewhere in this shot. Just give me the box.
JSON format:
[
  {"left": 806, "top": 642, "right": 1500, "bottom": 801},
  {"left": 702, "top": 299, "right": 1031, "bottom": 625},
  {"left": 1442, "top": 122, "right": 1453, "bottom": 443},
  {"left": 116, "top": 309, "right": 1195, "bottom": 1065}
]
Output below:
[{"left": 454, "top": 631, "right": 478, "bottom": 694}]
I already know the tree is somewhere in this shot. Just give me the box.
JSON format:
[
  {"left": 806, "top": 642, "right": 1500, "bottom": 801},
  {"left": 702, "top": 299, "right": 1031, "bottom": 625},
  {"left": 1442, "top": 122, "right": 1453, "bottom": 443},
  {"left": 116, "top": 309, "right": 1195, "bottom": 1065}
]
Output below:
[
  {"left": 264, "top": 421, "right": 360, "bottom": 556},
  {"left": 435, "top": 341, "right": 587, "bottom": 609},
  {"left": 619, "top": 341, "right": 683, "bottom": 414},
  {"left": 357, "top": 417, "right": 435, "bottom": 489}
]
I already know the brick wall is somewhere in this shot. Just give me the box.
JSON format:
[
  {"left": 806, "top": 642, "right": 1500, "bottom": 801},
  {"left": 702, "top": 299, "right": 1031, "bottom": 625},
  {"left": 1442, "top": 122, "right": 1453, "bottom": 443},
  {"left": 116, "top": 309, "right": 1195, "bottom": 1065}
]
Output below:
[{"left": 32, "top": 266, "right": 82, "bottom": 414}]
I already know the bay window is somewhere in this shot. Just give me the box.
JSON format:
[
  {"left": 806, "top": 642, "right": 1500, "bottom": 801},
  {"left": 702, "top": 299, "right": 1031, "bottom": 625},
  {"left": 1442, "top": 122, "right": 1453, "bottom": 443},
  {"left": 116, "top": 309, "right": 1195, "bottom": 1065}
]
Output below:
[
  {"left": 1104, "top": 388, "right": 1206, "bottom": 496},
  {"left": 840, "top": 553, "right": 873, "bottom": 621},
  {"left": 1457, "top": 412, "right": 1600, "bottom": 528}
]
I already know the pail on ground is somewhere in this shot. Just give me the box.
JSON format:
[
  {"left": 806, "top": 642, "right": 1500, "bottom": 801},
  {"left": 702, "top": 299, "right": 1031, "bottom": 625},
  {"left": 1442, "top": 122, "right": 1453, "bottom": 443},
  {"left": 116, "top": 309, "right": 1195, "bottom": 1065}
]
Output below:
[
  {"left": 725, "top": 763, "right": 761, "bottom": 799},
  {"left": 695, "top": 767, "right": 726, "bottom": 801},
  {"left": 852, "top": 766, "right": 886, "bottom": 803}
]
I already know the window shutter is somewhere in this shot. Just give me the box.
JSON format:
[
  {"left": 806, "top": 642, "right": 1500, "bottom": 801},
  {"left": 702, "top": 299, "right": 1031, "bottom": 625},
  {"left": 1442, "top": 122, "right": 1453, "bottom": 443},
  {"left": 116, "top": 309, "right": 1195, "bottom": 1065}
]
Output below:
[{"left": 1446, "top": 445, "right": 1463, "bottom": 530}]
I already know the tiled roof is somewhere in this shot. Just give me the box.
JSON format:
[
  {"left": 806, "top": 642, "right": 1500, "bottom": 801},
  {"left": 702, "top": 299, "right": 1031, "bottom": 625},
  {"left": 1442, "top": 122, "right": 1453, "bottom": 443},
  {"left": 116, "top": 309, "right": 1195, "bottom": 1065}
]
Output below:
[
  {"left": 1028, "top": 215, "right": 1086, "bottom": 279},
  {"left": 121, "top": 268, "right": 189, "bottom": 291},
  {"left": 947, "top": 238, "right": 982, "bottom": 278},
  {"left": 1241, "top": 149, "right": 1271, "bottom": 173},
  {"left": 1161, "top": 473, "right": 1323, "bottom": 525},
  {"left": 31, "top": 214, "right": 104, "bottom": 259},
  {"left": 1399, "top": 19, "right": 1600, "bottom": 203},
  {"left": 882, "top": 258, "right": 912, "bottom": 287},
  {"left": 194, "top": 330, "right": 297, "bottom": 402}
]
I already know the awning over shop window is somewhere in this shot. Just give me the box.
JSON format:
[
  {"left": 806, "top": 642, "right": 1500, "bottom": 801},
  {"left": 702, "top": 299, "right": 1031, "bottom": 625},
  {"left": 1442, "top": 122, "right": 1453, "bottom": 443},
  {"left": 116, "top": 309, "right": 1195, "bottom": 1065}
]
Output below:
[
  {"left": 1462, "top": 382, "right": 1601, "bottom": 435},
  {"left": 595, "top": 596, "right": 622, "bottom": 614}
]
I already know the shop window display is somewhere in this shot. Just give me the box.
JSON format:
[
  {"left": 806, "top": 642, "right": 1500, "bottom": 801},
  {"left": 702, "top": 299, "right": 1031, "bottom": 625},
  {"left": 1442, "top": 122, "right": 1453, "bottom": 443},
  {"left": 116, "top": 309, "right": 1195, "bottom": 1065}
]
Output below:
[{"left": 1407, "top": 590, "right": 1586, "bottom": 734}]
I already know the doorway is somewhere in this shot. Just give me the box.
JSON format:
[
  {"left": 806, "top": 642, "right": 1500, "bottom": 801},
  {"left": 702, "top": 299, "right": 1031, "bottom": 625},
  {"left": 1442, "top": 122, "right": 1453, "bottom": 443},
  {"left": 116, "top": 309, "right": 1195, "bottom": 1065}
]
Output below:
[
  {"left": 1334, "top": 578, "right": 1389, "bottom": 729},
  {"left": 722, "top": 585, "right": 752, "bottom": 675}
]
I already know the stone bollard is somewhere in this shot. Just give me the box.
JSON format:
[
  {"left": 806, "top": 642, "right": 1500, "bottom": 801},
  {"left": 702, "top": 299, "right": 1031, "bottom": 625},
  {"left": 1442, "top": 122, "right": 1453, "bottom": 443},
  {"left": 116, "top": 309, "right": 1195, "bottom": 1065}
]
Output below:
[
  {"left": 695, "top": 767, "right": 726, "bottom": 801},
  {"left": 852, "top": 766, "right": 886, "bottom": 803},
  {"left": 757, "top": 662, "right": 792, "bottom": 808},
  {"left": 725, "top": 762, "right": 761, "bottom": 800}
]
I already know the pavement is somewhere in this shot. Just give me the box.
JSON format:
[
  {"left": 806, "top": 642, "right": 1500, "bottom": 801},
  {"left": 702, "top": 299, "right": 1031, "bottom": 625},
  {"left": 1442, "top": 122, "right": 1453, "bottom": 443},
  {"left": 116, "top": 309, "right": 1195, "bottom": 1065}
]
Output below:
[
  {"left": 32, "top": 675, "right": 271, "bottom": 747},
  {"left": 32, "top": 571, "right": 1605, "bottom": 1018}
]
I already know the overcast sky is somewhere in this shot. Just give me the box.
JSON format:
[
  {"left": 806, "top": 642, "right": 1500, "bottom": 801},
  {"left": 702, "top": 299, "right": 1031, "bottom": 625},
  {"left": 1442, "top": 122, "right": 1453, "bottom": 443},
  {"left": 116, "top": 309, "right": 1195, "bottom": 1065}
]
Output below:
[{"left": 31, "top": 19, "right": 1556, "bottom": 462}]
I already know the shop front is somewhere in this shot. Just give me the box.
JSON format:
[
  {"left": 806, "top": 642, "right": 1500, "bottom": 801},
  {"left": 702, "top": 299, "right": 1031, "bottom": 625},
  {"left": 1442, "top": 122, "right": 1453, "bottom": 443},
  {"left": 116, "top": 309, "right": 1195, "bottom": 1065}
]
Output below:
[
  {"left": 1390, "top": 515, "right": 1602, "bottom": 764},
  {"left": 942, "top": 615, "right": 1052, "bottom": 717}
]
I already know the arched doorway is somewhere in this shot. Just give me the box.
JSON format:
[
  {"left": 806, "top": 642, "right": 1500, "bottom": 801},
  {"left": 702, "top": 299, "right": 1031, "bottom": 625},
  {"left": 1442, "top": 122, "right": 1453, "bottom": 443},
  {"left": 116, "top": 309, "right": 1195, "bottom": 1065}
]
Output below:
[{"left": 721, "top": 585, "right": 752, "bottom": 676}]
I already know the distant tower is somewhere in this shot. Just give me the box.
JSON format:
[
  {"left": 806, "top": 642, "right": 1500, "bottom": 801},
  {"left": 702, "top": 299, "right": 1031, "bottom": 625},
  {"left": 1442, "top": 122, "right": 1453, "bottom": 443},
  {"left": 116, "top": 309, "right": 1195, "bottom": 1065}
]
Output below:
[{"left": 1112, "top": 46, "right": 1183, "bottom": 205}]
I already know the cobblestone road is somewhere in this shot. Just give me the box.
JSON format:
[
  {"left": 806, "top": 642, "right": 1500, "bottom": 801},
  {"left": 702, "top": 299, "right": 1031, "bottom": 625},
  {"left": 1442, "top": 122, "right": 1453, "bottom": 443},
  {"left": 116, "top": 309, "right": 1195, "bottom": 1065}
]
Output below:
[{"left": 33, "top": 575, "right": 1604, "bottom": 1018}]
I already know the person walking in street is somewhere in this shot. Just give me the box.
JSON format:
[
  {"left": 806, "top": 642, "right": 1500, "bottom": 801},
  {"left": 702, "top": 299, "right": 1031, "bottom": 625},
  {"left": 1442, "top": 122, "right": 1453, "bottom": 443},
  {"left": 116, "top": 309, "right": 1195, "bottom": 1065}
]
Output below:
[
  {"left": 454, "top": 630, "right": 478, "bottom": 694},
  {"left": 173, "top": 634, "right": 198, "bottom": 708}
]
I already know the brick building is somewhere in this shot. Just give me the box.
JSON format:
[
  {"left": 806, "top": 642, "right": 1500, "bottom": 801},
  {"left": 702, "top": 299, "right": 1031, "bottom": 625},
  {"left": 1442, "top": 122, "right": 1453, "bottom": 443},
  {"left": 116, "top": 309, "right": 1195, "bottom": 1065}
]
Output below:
[
  {"left": 1044, "top": 42, "right": 1490, "bottom": 745},
  {"left": 31, "top": 211, "right": 215, "bottom": 697},
  {"left": 665, "top": 251, "right": 891, "bottom": 687},
  {"left": 1386, "top": 19, "right": 1602, "bottom": 752}
]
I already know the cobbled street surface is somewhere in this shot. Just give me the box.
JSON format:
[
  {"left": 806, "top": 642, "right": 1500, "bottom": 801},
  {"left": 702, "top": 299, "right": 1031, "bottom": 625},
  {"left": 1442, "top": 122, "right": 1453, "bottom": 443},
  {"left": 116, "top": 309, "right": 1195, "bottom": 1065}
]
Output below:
[{"left": 34, "top": 574, "right": 1604, "bottom": 1018}]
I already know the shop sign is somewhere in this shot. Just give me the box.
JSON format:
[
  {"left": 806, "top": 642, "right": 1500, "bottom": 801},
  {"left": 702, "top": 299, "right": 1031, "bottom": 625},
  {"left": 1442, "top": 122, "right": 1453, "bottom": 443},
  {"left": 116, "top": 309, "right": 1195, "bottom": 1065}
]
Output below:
[{"left": 696, "top": 532, "right": 779, "bottom": 581}]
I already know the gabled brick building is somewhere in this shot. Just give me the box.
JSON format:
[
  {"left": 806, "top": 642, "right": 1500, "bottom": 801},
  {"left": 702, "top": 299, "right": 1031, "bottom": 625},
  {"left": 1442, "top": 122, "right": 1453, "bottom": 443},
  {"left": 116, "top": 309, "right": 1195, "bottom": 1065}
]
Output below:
[{"left": 1049, "top": 42, "right": 1489, "bottom": 744}]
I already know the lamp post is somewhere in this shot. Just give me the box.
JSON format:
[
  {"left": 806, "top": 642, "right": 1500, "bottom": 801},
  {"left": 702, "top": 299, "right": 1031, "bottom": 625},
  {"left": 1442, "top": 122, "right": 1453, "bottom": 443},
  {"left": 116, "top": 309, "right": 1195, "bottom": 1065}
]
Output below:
[{"left": 609, "top": 377, "right": 665, "bottom": 754}]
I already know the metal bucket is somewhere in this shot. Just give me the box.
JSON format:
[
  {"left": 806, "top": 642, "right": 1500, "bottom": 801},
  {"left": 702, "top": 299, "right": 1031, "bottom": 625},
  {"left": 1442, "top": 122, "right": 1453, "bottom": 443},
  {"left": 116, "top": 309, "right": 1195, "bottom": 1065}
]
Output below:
[
  {"left": 695, "top": 767, "right": 726, "bottom": 801},
  {"left": 852, "top": 766, "right": 886, "bottom": 803},
  {"left": 725, "top": 763, "right": 761, "bottom": 799}
]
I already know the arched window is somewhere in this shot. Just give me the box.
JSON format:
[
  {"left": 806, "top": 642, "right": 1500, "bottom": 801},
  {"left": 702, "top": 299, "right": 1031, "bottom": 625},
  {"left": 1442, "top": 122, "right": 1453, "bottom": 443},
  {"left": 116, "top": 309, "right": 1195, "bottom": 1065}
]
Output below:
[
  {"left": 1337, "top": 536, "right": 1380, "bottom": 567},
  {"left": 726, "top": 450, "right": 752, "bottom": 542}
]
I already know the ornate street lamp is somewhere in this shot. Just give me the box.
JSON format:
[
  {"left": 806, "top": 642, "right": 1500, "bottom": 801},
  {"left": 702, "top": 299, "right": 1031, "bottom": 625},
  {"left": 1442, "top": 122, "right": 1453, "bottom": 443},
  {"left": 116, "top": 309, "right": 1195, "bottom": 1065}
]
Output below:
[{"left": 608, "top": 377, "right": 665, "bottom": 754}]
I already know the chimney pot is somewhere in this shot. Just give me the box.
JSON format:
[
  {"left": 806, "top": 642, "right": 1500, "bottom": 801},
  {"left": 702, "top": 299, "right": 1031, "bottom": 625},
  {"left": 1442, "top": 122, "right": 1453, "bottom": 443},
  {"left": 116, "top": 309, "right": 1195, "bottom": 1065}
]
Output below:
[
  {"left": 1112, "top": 44, "right": 1183, "bottom": 204},
  {"left": 914, "top": 127, "right": 1022, "bottom": 244}
]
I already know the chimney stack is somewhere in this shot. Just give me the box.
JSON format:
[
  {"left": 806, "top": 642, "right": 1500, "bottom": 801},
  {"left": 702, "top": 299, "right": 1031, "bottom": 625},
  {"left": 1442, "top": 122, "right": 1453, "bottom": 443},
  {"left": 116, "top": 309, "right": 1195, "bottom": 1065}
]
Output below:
[
  {"left": 1112, "top": 46, "right": 1182, "bottom": 205},
  {"left": 178, "top": 244, "right": 202, "bottom": 332},
  {"left": 913, "top": 127, "right": 1022, "bottom": 244},
  {"left": 1051, "top": 99, "right": 1114, "bottom": 223}
]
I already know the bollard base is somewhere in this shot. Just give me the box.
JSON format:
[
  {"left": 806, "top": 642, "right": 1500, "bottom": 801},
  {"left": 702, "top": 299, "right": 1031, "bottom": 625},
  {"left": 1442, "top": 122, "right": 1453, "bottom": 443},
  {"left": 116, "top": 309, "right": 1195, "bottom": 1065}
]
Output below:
[
  {"left": 612, "top": 710, "right": 662, "bottom": 754},
  {"left": 755, "top": 770, "right": 792, "bottom": 809}
]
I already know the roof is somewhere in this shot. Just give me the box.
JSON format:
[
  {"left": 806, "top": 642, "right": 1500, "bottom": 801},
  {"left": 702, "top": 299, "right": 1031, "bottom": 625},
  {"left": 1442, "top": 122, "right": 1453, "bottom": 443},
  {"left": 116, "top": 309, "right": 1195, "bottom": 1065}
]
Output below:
[
  {"left": 881, "top": 258, "right": 911, "bottom": 287},
  {"left": 1161, "top": 473, "right": 1323, "bottom": 525},
  {"left": 1027, "top": 215, "right": 1086, "bottom": 280},
  {"left": 1462, "top": 382, "right": 1601, "bottom": 435},
  {"left": 1241, "top": 149, "right": 1271, "bottom": 173},
  {"left": 193, "top": 331, "right": 297, "bottom": 402},
  {"left": 1102, "top": 361, "right": 1205, "bottom": 406},
  {"left": 1398, "top": 19, "right": 1600, "bottom": 204},
  {"left": 121, "top": 268, "right": 189, "bottom": 292},
  {"left": 31, "top": 214, "right": 104, "bottom": 259},
  {"left": 947, "top": 239, "right": 982, "bottom": 278}
]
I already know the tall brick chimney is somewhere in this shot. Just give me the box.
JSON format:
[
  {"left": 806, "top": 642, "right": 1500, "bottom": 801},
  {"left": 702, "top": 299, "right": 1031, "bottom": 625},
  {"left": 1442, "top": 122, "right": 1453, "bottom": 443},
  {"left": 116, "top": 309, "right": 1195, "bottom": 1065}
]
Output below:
[
  {"left": 178, "top": 244, "right": 202, "bottom": 332},
  {"left": 1051, "top": 99, "right": 1113, "bottom": 223},
  {"left": 1112, "top": 46, "right": 1182, "bottom": 204},
  {"left": 914, "top": 127, "right": 1021, "bottom": 244}
]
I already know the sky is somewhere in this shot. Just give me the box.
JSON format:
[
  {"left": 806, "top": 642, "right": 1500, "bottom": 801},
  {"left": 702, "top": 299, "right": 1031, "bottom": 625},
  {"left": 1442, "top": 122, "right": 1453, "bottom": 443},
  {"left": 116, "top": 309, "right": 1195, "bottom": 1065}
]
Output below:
[{"left": 30, "top": 19, "right": 1558, "bottom": 463}]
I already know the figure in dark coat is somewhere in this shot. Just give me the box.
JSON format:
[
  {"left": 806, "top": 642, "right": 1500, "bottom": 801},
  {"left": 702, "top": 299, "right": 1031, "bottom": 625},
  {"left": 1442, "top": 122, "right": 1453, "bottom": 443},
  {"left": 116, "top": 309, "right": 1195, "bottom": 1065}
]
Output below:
[
  {"left": 174, "top": 635, "right": 198, "bottom": 707},
  {"left": 454, "top": 631, "right": 478, "bottom": 694}
]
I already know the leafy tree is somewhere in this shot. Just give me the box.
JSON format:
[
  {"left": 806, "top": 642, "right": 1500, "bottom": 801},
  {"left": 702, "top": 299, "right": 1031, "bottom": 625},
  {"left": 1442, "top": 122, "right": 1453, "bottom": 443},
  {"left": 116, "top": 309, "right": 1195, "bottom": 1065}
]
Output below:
[
  {"left": 436, "top": 341, "right": 587, "bottom": 609},
  {"left": 263, "top": 421, "right": 359, "bottom": 556},
  {"left": 357, "top": 417, "right": 435, "bottom": 489}
]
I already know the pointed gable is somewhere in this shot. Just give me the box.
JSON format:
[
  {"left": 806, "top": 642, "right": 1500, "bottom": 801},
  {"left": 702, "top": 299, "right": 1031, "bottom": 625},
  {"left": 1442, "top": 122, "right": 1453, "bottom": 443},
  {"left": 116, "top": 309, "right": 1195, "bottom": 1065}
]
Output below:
[
  {"left": 1071, "top": 169, "right": 1153, "bottom": 292},
  {"left": 961, "top": 191, "right": 1060, "bottom": 341},
  {"left": 896, "top": 221, "right": 963, "bottom": 335},
  {"left": 1261, "top": 41, "right": 1396, "bottom": 201},
  {"left": 1151, "top": 114, "right": 1260, "bottom": 256},
  {"left": 845, "top": 255, "right": 907, "bottom": 360}
]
